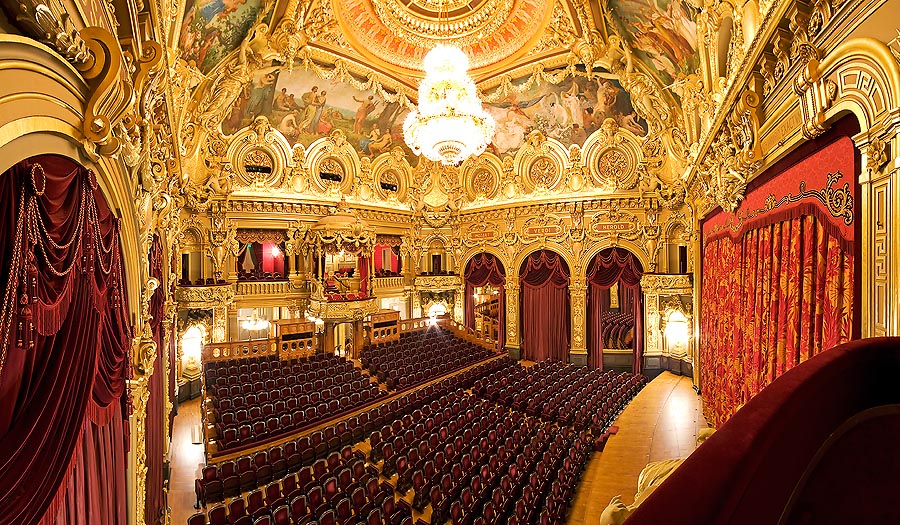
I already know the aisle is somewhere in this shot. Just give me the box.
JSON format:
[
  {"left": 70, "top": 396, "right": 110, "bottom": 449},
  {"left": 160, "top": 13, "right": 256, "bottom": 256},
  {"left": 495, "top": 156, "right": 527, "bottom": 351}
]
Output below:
[
  {"left": 170, "top": 398, "right": 204, "bottom": 525},
  {"left": 567, "top": 372, "right": 707, "bottom": 524}
]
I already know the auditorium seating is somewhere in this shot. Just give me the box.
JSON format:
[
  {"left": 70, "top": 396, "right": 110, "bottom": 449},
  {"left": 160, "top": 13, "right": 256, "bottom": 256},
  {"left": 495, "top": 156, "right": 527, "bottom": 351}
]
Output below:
[
  {"left": 193, "top": 386, "right": 592, "bottom": 525},
  {"left": 204, "top": 354, "right": 387, "bottom": 452},
  {"left": 360, "top": 329, "right": 495, "bottom": 391},
  {"left": 195, "top": 358, "right": 516, "bottom": 509},
  {"left": 600, "top": 312, "right": 634, "bottom": 349},
  {"left": 473, "top": 360, "right": 647, "bottom": 432},
  {"left": 193, "top": 327, "right": 643, "bottom": 525}
]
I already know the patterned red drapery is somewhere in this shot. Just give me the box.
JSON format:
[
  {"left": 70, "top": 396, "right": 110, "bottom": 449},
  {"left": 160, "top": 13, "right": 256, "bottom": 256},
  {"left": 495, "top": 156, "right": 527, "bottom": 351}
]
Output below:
[
  {"left": 519, "top": 250, "right": 570, "bottom": 362},
  {"left": 0, "top": 156, "right": 131, "bottom": 525},
  {"left": 700, "top": 128, "right": 858, "bottom": 427},
  {"left": 464, "top": 253, "right": 506, "bottom": 348}
]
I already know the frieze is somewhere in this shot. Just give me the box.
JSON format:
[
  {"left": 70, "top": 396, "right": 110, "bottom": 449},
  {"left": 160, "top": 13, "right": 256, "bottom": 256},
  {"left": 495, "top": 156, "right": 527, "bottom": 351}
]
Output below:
[
  {"left": 640, "top": 274, "right": 693, "bottom": 294},
  {"left": 176, "top": 284, "right": 236, "bottom": 307},
  {"left": 414, "top": 275, "right": 462, "bottom": 289},
  {"left": 307, "top": 297, "right": 380, "bottom": 322}
]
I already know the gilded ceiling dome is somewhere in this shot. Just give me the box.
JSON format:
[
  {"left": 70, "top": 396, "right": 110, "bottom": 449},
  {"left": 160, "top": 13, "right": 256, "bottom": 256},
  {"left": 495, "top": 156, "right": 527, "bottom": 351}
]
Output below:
[{"left": 332, "top": 0, "right": 554, "bottom": 74}]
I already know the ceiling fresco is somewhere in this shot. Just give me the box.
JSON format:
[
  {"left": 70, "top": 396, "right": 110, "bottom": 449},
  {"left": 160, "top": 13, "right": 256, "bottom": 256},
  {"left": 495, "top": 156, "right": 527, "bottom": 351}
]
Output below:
[
  {"left": 179, "top": 0, "right": 270, "bottom": 73},
  {"left": 171, "top": 0, "right": 700, "bottom": 180},
  {"left": 483, "top": 67, "right": 647, "bottom": 157},
  {"left": 222, "top": 62, "right": 417, "bottom": 162},
  {"left": 605, "top": 0, "right": 699, "bottom": 86}
]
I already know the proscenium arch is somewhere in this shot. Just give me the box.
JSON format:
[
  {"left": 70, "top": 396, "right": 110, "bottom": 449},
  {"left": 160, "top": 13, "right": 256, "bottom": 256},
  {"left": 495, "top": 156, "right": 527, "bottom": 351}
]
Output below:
[
  {"left": 0, "top": 36, "right": 144, "bottom": 327},
  {"left": 815, "top": 38, "right": 900, "bottom": 132}
]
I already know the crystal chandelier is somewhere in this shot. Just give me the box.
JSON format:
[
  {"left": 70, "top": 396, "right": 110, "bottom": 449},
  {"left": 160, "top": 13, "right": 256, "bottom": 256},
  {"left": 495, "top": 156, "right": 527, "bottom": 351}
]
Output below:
[{"left": 403, "top": 44, "right": 495, "bottom": 165}]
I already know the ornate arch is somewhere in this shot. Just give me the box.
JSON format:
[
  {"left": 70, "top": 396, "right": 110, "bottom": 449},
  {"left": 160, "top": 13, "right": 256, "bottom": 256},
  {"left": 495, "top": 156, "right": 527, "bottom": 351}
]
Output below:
[
  {"left": 580, "top": 239, "right": 650, "bottom": 274},
  {"left": 796, "top": 38, "right": 900, "bottom": 139},
  {"left": 460, "top": 246, "right": 509, "bottom": 276},
  {"left": 512, "top": 241, "right": 577, "bottom": 277},
  {"left": 305, "top": 130, "right": 362, "bottom": 195}
]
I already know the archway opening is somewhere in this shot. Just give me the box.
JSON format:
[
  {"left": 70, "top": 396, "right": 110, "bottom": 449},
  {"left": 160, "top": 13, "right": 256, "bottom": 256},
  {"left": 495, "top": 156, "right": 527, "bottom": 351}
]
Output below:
[
  {"left": 464, "top": 252, "right": 506, "bottom": 348},
  {"left": 586, "top": 247, "right": 645, "bottom": 372},
  {"left": 519, "top": 250, "right": 570, "bottom": 362}
]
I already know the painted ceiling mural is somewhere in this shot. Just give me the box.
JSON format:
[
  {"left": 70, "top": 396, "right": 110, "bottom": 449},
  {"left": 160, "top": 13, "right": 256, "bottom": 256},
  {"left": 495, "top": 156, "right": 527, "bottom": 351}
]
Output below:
[
  {"left": 222, "top": 62, "right": 416, "bottom": 161},
  {"left": 484, "top": 68, "right": 647, "bottom": 157},
  {"left": 179, "top": 0, "right": 269, "bottom": 74},
  {"left": 606, "top": 0, "right": 699, "bottom": 86}
]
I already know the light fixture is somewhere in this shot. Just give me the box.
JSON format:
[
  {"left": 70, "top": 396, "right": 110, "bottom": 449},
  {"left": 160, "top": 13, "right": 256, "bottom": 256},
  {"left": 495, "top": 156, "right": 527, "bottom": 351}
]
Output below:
[
  {"left": 403, "top": 11, "right": 495, "bottom": 166},
  {"left": 241, "top": 311, "right": 270, "bottom": 333},
  {"left": 270, "top": 245, "right": 281, "bottom": 257}
]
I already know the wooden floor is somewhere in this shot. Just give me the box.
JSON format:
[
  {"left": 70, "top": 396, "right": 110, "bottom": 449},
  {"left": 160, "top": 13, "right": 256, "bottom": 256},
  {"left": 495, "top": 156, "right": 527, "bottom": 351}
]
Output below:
[{"left": 168, "top": 371, "right": 706, "bottom": 525}]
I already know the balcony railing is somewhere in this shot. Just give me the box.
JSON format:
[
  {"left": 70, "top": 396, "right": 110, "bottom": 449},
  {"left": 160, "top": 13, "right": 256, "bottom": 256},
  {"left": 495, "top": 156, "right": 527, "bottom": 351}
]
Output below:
[
  {"left": 372, "top": 276, "right": 404, "bottom": 290},
  {"left": 235, "top": 280, "right": 296, "bottom": 296}
]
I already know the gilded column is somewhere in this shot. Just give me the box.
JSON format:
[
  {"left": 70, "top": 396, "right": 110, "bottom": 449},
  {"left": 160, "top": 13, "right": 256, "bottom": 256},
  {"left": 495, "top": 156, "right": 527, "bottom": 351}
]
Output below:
[
  {"left": 568, "top": 275, "right": 587, "bottom": 366},
  {"left": 213, "top": 306, "right": 228, "bottom": 342},
  {"left": 504, "top": 279, "right": 520, "bottom": 360},
  {"left": 455, "top": 284, "right": 466, "bottom": 324}
]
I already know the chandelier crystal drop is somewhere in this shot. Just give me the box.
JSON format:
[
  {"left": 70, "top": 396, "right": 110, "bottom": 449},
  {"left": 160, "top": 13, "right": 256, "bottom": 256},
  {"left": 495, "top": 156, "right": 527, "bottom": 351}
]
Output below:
[{"left": 403, "top": 44, "right": 495, "bottom": 165}]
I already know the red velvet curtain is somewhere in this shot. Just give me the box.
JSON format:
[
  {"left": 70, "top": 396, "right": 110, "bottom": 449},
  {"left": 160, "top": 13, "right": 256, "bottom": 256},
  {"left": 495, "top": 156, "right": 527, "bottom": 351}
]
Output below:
[
  {"left": 0, "top": 156, "right": 131, "bottom": 525},
  {"left": 358, "top": 256, "right": 369, "bottom": 294},
  {"left": 464, "top": 253, "right": 506, "bottom": 348},
  {"left": 146, "top": 237, "right": 166, "bottom": 524},
  {"left": 519, "top": 250, "right": 570, "bottom": 362},
  {"left": 586, "top": 248, "right": 644, "bottom": 372}
]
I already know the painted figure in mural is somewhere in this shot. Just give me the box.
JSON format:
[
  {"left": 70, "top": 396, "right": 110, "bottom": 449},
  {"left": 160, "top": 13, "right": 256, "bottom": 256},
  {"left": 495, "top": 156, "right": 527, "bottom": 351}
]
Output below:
[
  {"left": 297, "top": 86, "right": 320, "bottom": 131},
  {"left": 309, "top": 90, "right": 328, "bottom": 133},
  {"left": 274, "top": 88, "right": 289, "bottom": 111},
  {"left": 246, "top": 72, "right": 276, "bottom": 117},
  {"left": 352, "top": 95, "right": 379, "bottom": 134},
  {"left": 277, "top": 111, "right": 301, "bottom": 140}
]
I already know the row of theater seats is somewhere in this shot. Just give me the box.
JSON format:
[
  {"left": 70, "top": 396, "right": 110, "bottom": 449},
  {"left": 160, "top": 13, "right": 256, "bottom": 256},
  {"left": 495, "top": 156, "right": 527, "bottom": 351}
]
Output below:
[
  {"left": 360, "top": 329, "right": 495, "bottom": 391},
  {"left": 369, "top": 389, "right": 591, "bottom": 525},
  {"left": 601, "top": 312, "right": 634, "bottom": 349},
  {"left": 191, "top": 444, "right": 411, "bottom": 525},
  {"left": 205, "top": 355, "right": 384, "bottom": 452},
  {"left": 473, "top": 361, "right": 648, "bottom": 432},
  {"left": 195, "top": 358, "right": 514, "bottom": 512},
  {"left": 205, "top": 355, "right": 357, "bottom": 386}
]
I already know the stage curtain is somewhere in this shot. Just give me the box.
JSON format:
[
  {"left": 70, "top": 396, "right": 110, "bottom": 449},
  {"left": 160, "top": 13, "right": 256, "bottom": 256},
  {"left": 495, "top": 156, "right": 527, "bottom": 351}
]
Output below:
[
  {"left": 0, "top": 156, "right": 131, "bottom": 525},
  {"left": 701, "top": 215, "right": 854, "bottom": 427},
  {"left": 519, "top": 251, "right": 570, "bottom": 362},
  {"left": 463, "top": 253, "right": 506, "bottom": 348},
  {"left": 586, "top": 248, "right": 644, "bottom": 372}
]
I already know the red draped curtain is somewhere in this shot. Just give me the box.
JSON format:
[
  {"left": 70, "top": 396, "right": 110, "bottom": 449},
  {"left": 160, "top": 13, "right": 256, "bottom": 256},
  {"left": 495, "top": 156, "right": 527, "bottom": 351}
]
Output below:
[
  {"left": 700, "top": 127, "right": 858, "bottom": 428},
  {"left": 519, "top": 250, "right": 570, "bottom": 362},
  {"left": 464, "top": 253, "right": 506, "bottom": 348},
  {"left": 586, "top": 248, "right": 644, "bottom": 372},
  {"left": 146, "top": 237, "right": 166, "bottom": 524},
  {"left": 0, "top": 156, "right": 131, "bottom": 525}
]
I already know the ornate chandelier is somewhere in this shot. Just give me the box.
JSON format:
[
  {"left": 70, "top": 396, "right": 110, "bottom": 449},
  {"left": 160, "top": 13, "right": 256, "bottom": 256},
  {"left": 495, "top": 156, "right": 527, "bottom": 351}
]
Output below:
[{"left": 403, "top": 44, "right": 495, "bottom": 165}]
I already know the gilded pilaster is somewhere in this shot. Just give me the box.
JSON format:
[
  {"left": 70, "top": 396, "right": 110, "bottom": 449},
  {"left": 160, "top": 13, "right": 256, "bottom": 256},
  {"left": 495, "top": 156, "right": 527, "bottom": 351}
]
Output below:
[
  {"left": 569, "top": 275, "right": 587, "bottom": 365},
  {"left": 504, "top": 279, "right": 520, "bottom": 360}
]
